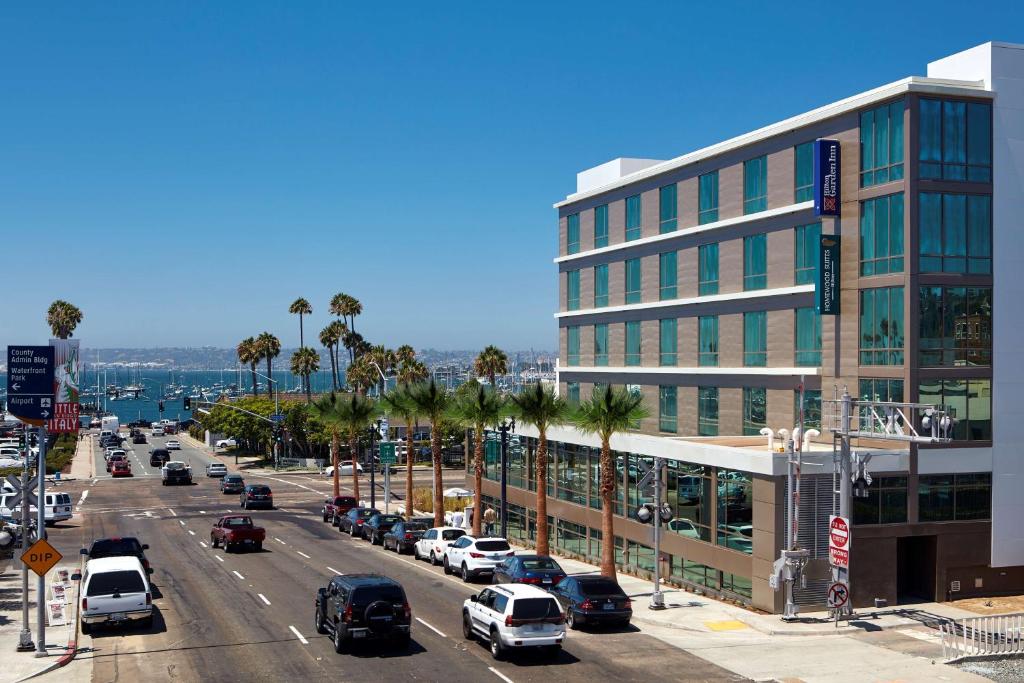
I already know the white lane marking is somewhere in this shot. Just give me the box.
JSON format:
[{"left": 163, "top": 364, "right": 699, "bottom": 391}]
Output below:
[
  {"left": 200, "top": 542, "right": 208, "bottom": 548},
  {"left": 215, "top": 555, "right": 224, "bottom": 563},
  {"left": 79, "top": 490, "right": 89, "bottom": 503},
  {"left": 199, "top": 510, "right": 206, "bottom": 514},
  {"left": 416, "top": 617, "right": 446, "bottom": 638},
  {"left": 297, "top": 551, "right": 311, "bottom": 559},
  {"left": 275, "top": 537, "right": 286, "bottom": 545},
  {"left": 489, "top": 667, "right": 514, "bottom": 683},
  {"left": 179, "top": 520, "right": 185, "bottom": 526},
  {"left": 168, "top": 508, "right": 178, "bottom": 517},
  {"left": 258, "top": 593, "right": 271, "bottom": 606},
  {"left": 327, "top": 566, "right": 343, "bottom": 575},
  {"left": 289, "top": 625, "right": 309, "bottom": 645},
  {"left": 232, "top": 570, "right": 245, "bottom": 580},
  {"left": 188, "top": 530, "right": 196, "bottom": 536}
]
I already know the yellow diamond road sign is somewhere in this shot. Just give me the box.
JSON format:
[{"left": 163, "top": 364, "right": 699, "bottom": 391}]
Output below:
[{"left": 21, "top": 538, "right": 63, "bottom": 577}]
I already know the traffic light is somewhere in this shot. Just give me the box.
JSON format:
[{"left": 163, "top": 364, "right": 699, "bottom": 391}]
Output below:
[
  {"left": 183, "top": 397, "right": 191, "bottom": 410},
  {"left": 158, "top": 401, "right": 165, "bottom": 413},
  {"left": 28, "top": 432, "right": 38, "bottom": 448}
]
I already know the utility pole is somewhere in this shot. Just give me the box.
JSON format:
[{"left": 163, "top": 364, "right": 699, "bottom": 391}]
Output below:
[
  {"left": 497, "top": 419, "right": 514, "bottom": 539},
  {"left": 369, "top": 420, "right": 379, "bottom": 509},
  {"left": 17, "top": 430, "right": 33, "bottom": 652},
  {"left": 650, "top": 458, "right": 665, "bottom": 610},
  {"left": 34, "top": 426, "right": 47, "bottom": 657}
]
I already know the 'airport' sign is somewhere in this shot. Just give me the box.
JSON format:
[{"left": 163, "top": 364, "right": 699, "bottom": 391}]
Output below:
[{"left": 6, "top": 346, "right": 56, "bottom": 426}]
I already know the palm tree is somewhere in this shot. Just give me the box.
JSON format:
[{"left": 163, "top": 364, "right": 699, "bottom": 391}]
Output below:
[
  {"left": 290, "top": 347, "right": 320, "bottom": 402},
  {"left": 474, "top": 345, "right": 508, "bottom": 388},
  {"left": 289, "top": 298, "right": 313, "bottom": 392},
  {"left": 327, "top": 320, "right": 348, "bottom": 389},
  {"left": 395, "top": 345, "right": 416, "bottom": 366},
  {"left": 319, "top": 324, "right": 341, "bottom": 392},
  {"left": 309, "top": 392, "right": 346, "bottom": 498},
  {"left": 408, "top": 380, "right": 455, "bottom": 528},
  {"left": 256, "top": 332, "right": 281, "bottom": 400},
  {"left": 573, "top": 385, "right": 649, "bottom": 579},
  {"left": 397, "top": 359, "right": 428, "bottom": 386},
  {"left": 334, "top": 392, "right": 379, "bottom": 504},
  {"left": 452, "top": 382, "right": 506, "bottom": 536},
  {"left": 46, "top": 300, "right": 84, "bottom": 339},
  {"left": 345, "top": 357, "right": 377, "bottom": 395},
  {"left": 382, "top": 385, "right": 421, "bottom": 517},
  {"left": 510, "top": 383, "right": 570, "bottom": 555},
  {"left": 367, "top": 345, "right": 397, "bottom": 396},
  {"left": 237, "top": 337, "right": 260, "bottom": 396},
  {"left": 342, "top": 330, "right": 364, "bottom": 364},
  {"left": 330, "top": 293, "right": 363, "bottom": 362}
]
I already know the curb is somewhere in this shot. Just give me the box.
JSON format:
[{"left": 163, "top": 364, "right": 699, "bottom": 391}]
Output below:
[{"left": 14, "top": 561, "right": 81, "bottom": 682}]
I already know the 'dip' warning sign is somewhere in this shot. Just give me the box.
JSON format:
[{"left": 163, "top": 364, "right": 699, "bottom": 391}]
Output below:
[{"left": 21, "top": 539, "right": 63, "bottom": 577}]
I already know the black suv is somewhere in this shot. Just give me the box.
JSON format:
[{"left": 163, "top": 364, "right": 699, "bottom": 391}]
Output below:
[
  {"left": 150, "top": 449, "right": 170, "bottom": 467},
  {"left": 314, "top": 574, "right": 411, "bottom": 653},
  {"left": 81, "top": 536, "right": 153, "bottom": 574},
  {"left": 362, "top": 513, "right": 404, "bottom": 545}
]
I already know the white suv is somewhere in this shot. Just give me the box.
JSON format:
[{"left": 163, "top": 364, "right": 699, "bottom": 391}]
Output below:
[
  {"left": 462, "top": 584, "right": 565, "bottom": 659},
  {"left": 443, "top": 536, "right": 513, "bottom": 582},
  {"left": 78, "top": 556, "right": 153, "bottom": 633},
  {"left": 413, "top": 527, "right": 466, "bottom": 565}
]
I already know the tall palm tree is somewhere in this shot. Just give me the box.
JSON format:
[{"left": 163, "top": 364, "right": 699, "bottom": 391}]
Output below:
[
  {"left": 367, "top": 345, "right": 397, "bottom": 396},
  {"left": 309, "top": 392, "right": 346, "bottom": 498},
  {"left": 288, "top": 297, "right": 312, "bottom": 348},
  {"left": 256, "top": 332, "right": 281, "bottom": 400},
  {"left": 382, "top": 385, "right": 421, "bottom": 517},
  {"left": 237, "top": 337, "right": 260, "bottom": 396},
  {"left": 510, "top": 383, "right": 570, "bottom": 555},
  {"left": 319, "top": 324, "right": 341, "bottom": 392},
  {"left": 395, "top": 344, "right": 416, "bottom": 366},
  {"left": 342, "top": 330, "right": 364, "bottom": 364},
  {"left": 397, "top": 359, "right": 428, "bottom": 386},
  {"left": 328, "top": 320, "right": 348, "bottom": 389},
  {"left": 290, "top": 347, "right": 320, "bottom": 402},
  {"left": 408, "top": 380, "right": 455, "bottom": 528},
  {"left": 573, "top": 385, "right": 649, "bottom": 579},
  {"left": 330, "top": 293, "right": 363, "bottom": 362},
  {"left": 46, "top": 300, "right": 84, "bottom": 339},
  {"left": 474, "top": 345, "right": 508, "bottom": 388},
  {"left": 334, "top": 392, "right": 379, "bottom": 504},
  {"left": 452, "top": 382, "right": 506, "bottom": 536}
]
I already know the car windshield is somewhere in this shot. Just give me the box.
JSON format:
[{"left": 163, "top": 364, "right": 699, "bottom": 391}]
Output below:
[
  {"left": 521, "top": 558, "right": 560, "bottom": 571},
  {"left": 405, "top": 523, "right": 427, "bottom": 532},
  {"left": 335, "top": 497, "right": 356, "bottom": 506},
  {"left": 224, "top": 475, "right": 242, "bottom": 483},
  {"left": 441, "top": 529, "right": 466, "bottom": 541},
  {"left": 351, "top": 585, "right": 404, "bottom": 609},
  {"left": 578, "top": 579, "right": 624, "bottom": 596},
  {"left": 511, "top": 597, "right": 560, "bottom": 619},
  {"left": 475, "top": 540, "right": 510, "bottom": 551},
  {"left": 378, "top": 515, "right": 403, "bottom": 524},
  {"left": 86, "top": 570, "right": 146, "bottom": 596},
  {"left": 248, "top": 486, "right": 270, "bottom": 494},
  {"left": 356, "top": 509, "right": 378, "bottom": 519},
  {"left": 90, "top": 539, "right": 142, "bottom": 558},
  {"left": 164, "top": 462, "right": 184, "bottom": 470}
]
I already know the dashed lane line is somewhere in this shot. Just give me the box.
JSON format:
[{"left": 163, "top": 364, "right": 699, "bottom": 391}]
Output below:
[
  {"left": 489, "top": 667, "right": 514, "bottom": 683},
  {"left": 188, "top": 530, "right": 196, "bottom": 536},
  {"left": 200, "top": 542, "right": 208, "bottom": 548},
  {"left": 168, "top": 508, "right": 178, "bottom": 517},
  {"left": 297, "top": 551, "right": 311, "bottom": 559},
  {"left": 289, "top": 625, "right": 309, "bottom": 645},
  {"left": 215, "top": 555, "right": 224, "bottom": 563},
  {"left": 232, "top": 570, "right": 245, "bottom": 580},
  {"left": 416, "top": 617, "right": 446, "bottom": 638},
  {"left": 275, "top": 537, "right": 287, "bottom": 545},
  {"left": 326, "top": 566, "right": 343, "bottom": 575},
  {"left": 179, "top": 520, "right": 185, "bottom": 526},
  {"left": 258, "top": 593, "right": 271, "bottom": 606}
]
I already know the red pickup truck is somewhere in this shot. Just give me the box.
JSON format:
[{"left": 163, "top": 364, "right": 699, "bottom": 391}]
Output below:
[
  {"left": 210, "top": 515, "right": 265, "bottom": 552},
  {"left": 322, "top": 495, "right": 358, "bottom": 526}
]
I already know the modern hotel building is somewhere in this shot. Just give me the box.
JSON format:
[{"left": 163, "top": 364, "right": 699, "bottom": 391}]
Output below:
[{"left": 478, "top": 42, "right": 1024, "bottom": 613}]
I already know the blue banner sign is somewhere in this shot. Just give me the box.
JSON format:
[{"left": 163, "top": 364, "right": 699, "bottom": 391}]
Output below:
[
  {"left": 6, "top": 345, "right": 56, "bottom": 424},
  {"left": 813, "top": 139, "right": 841, "bottom": 217},
  {"left": 816, "top": 235, "right": 841, "bottom": 316}
]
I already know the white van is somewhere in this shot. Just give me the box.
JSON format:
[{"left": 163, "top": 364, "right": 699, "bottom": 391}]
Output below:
[
  {"left": 78, "top": 556, "right": 153, "bottom": 633},
  {"left": 0, "top": 491, "right": 73, "bottom": 525}
]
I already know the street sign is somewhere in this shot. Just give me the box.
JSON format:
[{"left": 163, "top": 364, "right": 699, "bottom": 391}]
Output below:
[
  {"left": 6, "top": 346, "right": 56, "bottom": 425},
  {"left": 816, "top": 235, "right": 841, "bottom": 316},
  {"left": 829, "top": 515, "right": 850, "bottom": 568},
  {"left": 21, "top": 538, "right": 63, "bottom": 577},
  {"left": 827, "top": 581, "right": 849, "bottom": 608},
  {"left": 379, "top": 442, "right": 397, "bottom": 465},
  {"left": 269, "top": 413, "right": 285, "bottom": 423}
]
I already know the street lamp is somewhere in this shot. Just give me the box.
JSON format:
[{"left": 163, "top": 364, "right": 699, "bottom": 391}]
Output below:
[
  {"left": 496, "top": 417, "right": 515, "bottom": 539},
  {"left": 368, "top": 418, "right": 384, "bottom": 509},
  {"left": 368, "top": 361, "right": 388, "bottom": 398}
]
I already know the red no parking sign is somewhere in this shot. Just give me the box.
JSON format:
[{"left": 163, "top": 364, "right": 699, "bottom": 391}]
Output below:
[{"left": 829, "top": 515, "right": 850, "bottom": 569}]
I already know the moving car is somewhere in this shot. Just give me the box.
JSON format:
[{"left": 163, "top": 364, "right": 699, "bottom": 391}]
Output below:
[
  {"left": 151, "top": 426, "right": 164, "bottom": 436},
  {"left": 105, "top": 448, "right": 127, "bottom": 463},
  {"left": 111, "top": 460, "right": 132, "bottom": 477},
  {"left": 324, "top": 461, "right": 363, "bottom": 477},
  {"left": 362, "top": 513, "right": 404, "bottom": 545},
  {"left": 491, "top": 555, "right": 566, "bottom": 587},
  {"left": 165, "top": 440, "right": 181, "bottom": 450},
  {"left": 338, "top": 507, "right": 379, "bottom": 536},
  {"left": 81, "top": 536, "right": 152, "bottom": 574},
  {"left": 132, "top": 433, "right": 147, "bottom": 445},
  {"left": 549, "top": 575, "right": 632, "bottom": 629},
  {"left": 206, "top": 463, "right": 228, "bottom": 478},
  {"left": 77, "top": 556, "right": 153, "bottom": 634},
  {"left": 462, "top": 584, "right": 564, "bottom": 659},
  {"left": 149, "top": 449, "right": 170, "bottom": 467},
  {"left": 322, "top": 495, "right": 358, "bottom": 525},
  {"left": 215, "top": 438, "right": 237, "bottom": 449},
  {"left": 220, "top": 473, "right": 245, "bottom": 494},
  {"left": 210, "top": 515, "right": 265, "bottom": 552},
  {"left": 413, "top": 527, "right": 466, "bottom": 565},
  {"left": 239, "top": 484, "right": 273, "bottom": 510},
  {"left": 314, "top": 574, "right": 411, "bottom": 653},
  {"left": 443, "top": 536, "right": 514, "bottom": 582},
  {"left": 383, "top": 521, "right": 428, "bottom": 554},
  {"left": 161, "top": 461, "right": 192, "bottom": 486}
]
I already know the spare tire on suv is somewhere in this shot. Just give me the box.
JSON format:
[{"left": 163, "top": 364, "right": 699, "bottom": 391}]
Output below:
[{"left": 313, "top": 574, "right": 412, "bottom": 654}]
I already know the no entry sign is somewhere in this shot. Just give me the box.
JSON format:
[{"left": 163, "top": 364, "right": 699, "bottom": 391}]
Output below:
[{"left": 829, "top": 515, "right": 850, "bottom": 569}]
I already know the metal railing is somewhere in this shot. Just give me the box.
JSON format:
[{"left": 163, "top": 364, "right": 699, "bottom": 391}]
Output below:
[
  {"left": 940, "top": 613, "right": 1024, "bottom": 662},
  {"left": 821, "top": 399, "right": 954, "bottom": 443}
]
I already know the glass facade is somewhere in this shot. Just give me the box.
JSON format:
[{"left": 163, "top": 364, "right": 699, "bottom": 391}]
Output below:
[
  {"left": 859, "top": 378, "right": 904, "bottom": 403},
  {"left": 698, "top": 315, "right": 719, "bottom": 366},
  {"left": 659, "top": 386, "right": 677, "bottom": 433},
  {"left": 698, "top": 243, "right": 719, "bottom": 295},
  {"left": 625, "top": 258, "right": 641, "bottom": 304},
  {"left": 594, "top": 263, "right": 609, "bottom": 307},
  {"left": 717, "top": 470, "right": 753, "bottom": 554},
  {"left": 698, "top": 171, "right": 719, "bottom": 224},
  {"left": 918, "top": 286, "right": 992, "bottom": 366},
  {"left": 566, "top": 269, "right": 580, "bottom": 310},
  {"left": 853, "top": 476, "right": 908, "bottom": 525},
  {"left": 594, "top": 204, "right": 609, "bottom": 248},
  {"left": 794, "top": 141, "right": 814, "bottom": 202},
  {"left": 565, "top": 382, "right": 580, "bottom": 406},
  {"left": 919, "top": 99, "right": 992, "bottom": 182},
  {"left": 566, "top": 325, "right": 580, "bottom": 366},
  {"left": 919, "top": 192, "right": 992, "bottom": 274},
  {"left": 698, "top": 386, "right": 719, "bottom": 436},
  {"left": 859, "top": 287, "right": 904, "bottom": 365},
  {"left": 794, "top": 307, "right": 822, "bottom": 366},
  {"left": 918, "top": 378, "right": 992, "bottom": 441},
  {"left": 743, "top": 311, "right": 767, "bottom": 367},
  {"left": 860, "top": 193, "right": 904, "bottom": 275},
  {"left": 659, "top": 251, "right": 677, "bottom": 300},
  {"left": 659, "top": 183, "right": 678, "bottom": 233},
  {"left": 794, "top": 223, "right": 821, "bottom": 285},
  {"left": 743, "top": 233, "right": 767, "bottom": 290},
  {"left": 919, "top": 473, "right": 992, "bottom": 521},
  {"left": 666, "top": 462, "right": 712, "bottom": 542},
  {"left": 860, "top": 100, "right": 904, "bottom": 187},
  {"left": 625, "top": 194, "right": 642, "bottom": 241},
  {"left": 625, "top": 321, "right": 641, "bottom": 366},
  {"left": 796, "top": 389, "right": 821, "bottom": 429},
  {"left": 659, "top": 318, "right": 677, "bottom": 366},
  {"left": 742, "top": 387, "right": 766, "bottom": 436},
  {"left": 743, "top": 155, "right": 767, "bottom": 214},
  {"left": 566, "top": 213, "right": 580, "bottom": 254},
  {"left": 594, "top": 323, "right": 609, "bottom": 366}
]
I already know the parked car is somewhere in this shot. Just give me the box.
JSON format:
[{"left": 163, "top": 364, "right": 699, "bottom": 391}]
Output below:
[
  {"left": 210, "top": 515, "right": 265, "bottom": 552},
  {"left": 77, "top": 556, "right": 153, "bottom": 634},
  {"left": 413, "top": 527, "right": 466, "bottom": 565},
  {"left": 549, "top": 575, "right": 632, "bottom": 629},
  {"left": 220, "top": 473, "right": 245, "bottom": 494},
  {"left": 215, "top": 438, "right": 237, "bottom": 449},
  {"left": 132, "top": 433, "right": 147, "bottom": 445},
  {"left": 322, "top": 495, "right": 358, "bottom": 525},
  {"left": 462, "top": 584, "right": 564, "bottom": 659},
  {"left": 149, "top": 449, "right": 170, "bottom": 467},
  {"left": 165, "top": 440, "right": 181, "bottom": 450},
  {"left": 81, "top": 536, "right": 152, "bottom": 574},
  {"left": 314, "top": 574, "right": 411, "bottom": 653},
  {"left": 338, "top": 507, "right": 379, "bottom": 536},
  {"left": 324, "top": 462, "right": 363, "bottom": 477},
  {"left": 491, "top": 555, "right": 566, "bottom": 587},
  {"left": 111, "top": 460, "right": 132, "bottom": 478},
  {"left": 443, "top": 536, "right": 514, "bottom": 582},
  {"left": 383, "top": 521, "right": 428, "bottom": 554},
  {"left": 239, "top": 484, "right": 273, "bottom": 510},
  {"left": 206, "top": 463, "right": 228, "bottom": 478},
  {"left": 362, "top": 513, "right": 404, "bottom": 545},
  {"left": 161, "top": 461, "right": 192, "bottom": 486}
]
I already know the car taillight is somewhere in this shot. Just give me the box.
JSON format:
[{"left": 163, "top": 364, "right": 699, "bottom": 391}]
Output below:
[
  {"left": 355, "top": 519, "right": 364, "bottom": 525},
  {"left": 142, "top": 559, "right": 150, "bottom": 569},
  {"left": 343, "top": 605, "right": 352, "bottom": 623},
  {"left": 248, "top": 492, "right": 254, "bottom": 498},
  {"left": 469, "top": 552, "right": 484, "bottom": 559},
  {"left": 506, "top": 551, "right": 515, "bottom": 557},
  {"left": 82, "top": 597, "right": 88, "bottom": 610},
  {"left": 579, "top": 599, "right": 594, "bottom": 610},
  {"left": 552, "top": 575, "right": 564, "bottom": 585},
  {"left": 521, "top": 577, "right": 541, "bottom": 584},
  {"left": 404, "top": 533, "right": 413, "bottom": 540},
  {"left": 146, "top": 593, "right": 152, "bottom": 605},
  {"left": 402, "top": 602, "right": 411, "bottom": 619},
  {"left": 624, "top": 598, "right": 632, "bottom": 608}
]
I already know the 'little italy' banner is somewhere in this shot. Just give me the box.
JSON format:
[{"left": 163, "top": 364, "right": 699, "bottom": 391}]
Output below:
[{"left": 48, "top": 339, "right": 80, "bottom": 433}]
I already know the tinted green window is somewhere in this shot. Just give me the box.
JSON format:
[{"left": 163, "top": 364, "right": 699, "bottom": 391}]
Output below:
[
  {"left": 566, "top": 382, "right": 580, "bottom": 405},
  {"left": 860, "top": 193, "right": 904, "bottom": 275},
  {"left": 743, "top": 234, "right": 767, "bottom": 290},
  {"left": 697, "top": 386, "right": 718, "bottom": 436},
  {"left": 919, "top": 192, "right": 991, "bottom": 274},
  {"left": 593, "top": 323, "right": 609, "bottom": 366},
  {"left": 698, "top": 316, "right": 718, "bottom": 366},
  {"left": 659, "top": 386, "right": 677, "bottom": 433},
  {"left": 659, "top": 319, "right": 677, "bottom": 366},
  {"left": 853, "top": 476, "right": 908, "bottom": 525},
  {"left": 743, "top": 311, "right": 767, "bottom": 366},
  {"left": 859, "top": 378, "right": 904, "bottom": 403},
  {"left": 796, "top": 389, "right": 821, "bottom": 429},
  {"left": 919, "top": 378, "right": 991, "bottom": 441},
  {"left": 920, "top": 99, "right": 992, "bottom": 182},
  {"left": 794, "top": 142, "right": 814, "bottom": 202},
  {"left": 698, "top": 243, "right": 719, "bottom": 295},
  {"left": 625, "top": 258, "right": 641, "bottom": 304},
  {"left": 625, "top": 321, "right": 641, "bottom": 366},
  {"left": 698, "top": 171, "right": 719, "bottom": 224},
  {"left": 742, "top": 387, "right": 766, "bottom": 435},
  {"left": 743, "top": 155, "right": 767, "bottom": 214},
  {"left": 859, "top": 287, "right": 904, "bottom": 365},
  {"left": 625, "top": 195, "right": 642, "bottom": 241},
  {"left": 919, "top": 473, "right": 991, "bottom": 521},
  {"left": 659, "top": 184, "right": 678, "bottom": 233},
  {"left": 594, "top": 264, "right": 609, "bottom": 307},
  {"left": 566, "top": 213, "right": 580, "bottom": 254},
  {"left": 919, "top": 287, "right": 992, "bottom": 367},
  {"left": 566, "top": 270, "right": 580, "bottom": 310},
  {"left": 594, "top": 204, "right": 609, "bottom": 248},
  {"left": 860, "top": 100, "right": 904, "bottom": 187},
  {"left": 566, "top": 326, "right": 579, "bottom": 366},
  {"left": 795, "top": 307, "right": 822, "bottom": 366},
  {"left": 659, "top": 251, "right": 677, "bottom": 300},
  {"left": 794, "top": 223, "right": 821, "bottom": 285}
]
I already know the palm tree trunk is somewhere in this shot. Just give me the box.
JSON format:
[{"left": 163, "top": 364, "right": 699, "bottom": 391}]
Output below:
[
  {"left": 405, "top": 423, "right": 415, "bottom": 517},
  {"left": 329, "top": 348, "right": 338, "bottom": 392},
  {"left": 599, "top": 438, "right": 616, "bottom": 579},
  {"left": 305, "top": 373, "right": 312, "bottom": 403},
  {"left": 299, "top": 314, "right": 305, "bottom": 350},
  {"left": 349, "top": 433, "right": 361, "bottom": 503},
  {"left": 431, "top": 421, "right": 443, "bottom": 529},
  {"left": 332, "top": 430, "right": 340, "bottom": 498},
  {"left": 536, "top": 430, "right": 549, "bottom": 555},
  {"left": 266, "top": 358, "right": 273, "bottom": 402},
  {"left": 250, "top": 364, "right": 259, "bottom": 396},
  {"left": 472, "top": 425, "right": 483, "bottom": 536}
]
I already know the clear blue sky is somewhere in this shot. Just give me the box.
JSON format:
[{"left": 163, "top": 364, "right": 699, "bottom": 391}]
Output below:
[{"left": 2, "top": 2, "right": 1020, "bottom": 352}]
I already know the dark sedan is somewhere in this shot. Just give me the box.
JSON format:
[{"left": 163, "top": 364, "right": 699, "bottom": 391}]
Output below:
[
  {"left": 239, "top": 484, "right": 273, "bottom": 510},
  {"left": 549, "top": 575, "right": 632, "bottom": 629},
  {"left": 382, "top": 521, "right": 428, "bottom": 553},
  {"left": 338, "top": 507, "right": 380, "bottom": 536},
  {"left": 491, "top": 554, "right": 567, "bottom": 587},
  {"left": 220, "top": 473, "right": 245, "bottom": 494},
  {"left": 362, "top": 513, "right": 404, "bottom": 544}
]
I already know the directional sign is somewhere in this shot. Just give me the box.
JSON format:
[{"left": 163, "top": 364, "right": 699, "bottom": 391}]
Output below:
[
  {"left": 829, "top": 515, "right": 850, "bottom": 569},
  {"left": 379, "top": 442, "right": 397, "bottom": 465},
  {"left": 6, "top": 346, "right": 56, "bottom": 425},
  {"left": 21, "top": 538, "right": 63, "bottom": 577},
  {"left": 269, "top": 413, "right": 285, "bottom": 423},
  {"left": 827, "top": 581, "right": 850, "bottom": 608}
]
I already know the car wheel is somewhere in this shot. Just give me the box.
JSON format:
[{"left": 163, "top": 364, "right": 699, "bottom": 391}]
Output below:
[
  {"left": 81, "top": 622, "right": 91, "bottom": 636},
  {"left": 566, "top": 610, "right": 577, "bottom": 630},
  {"left": 255, "top": 541, "right": 262, "bottom": 551},
  {"left": 462, "top": 611, "right": 475, "bottom": 641},
  {"left": 429, "top": 551, "right": 437, "bottom": 565},
  {"left": 333, "top": 622, "right": 347, "bottom": 654},
  {"left": 461, "top": 563, "right": 472, "bottom": 583},
  {"left": 489, "top": 628, "right": 504, "bottom": 660},
  {"left": 211, "top": 536, "right": 218, "bottom": 549},
  {"left": 314, "top": 608, "right": 327, "bottom": 635},
  {"left": 350, "top": 526, "right": 358, "bottom": 537},
  {"left": 322, "top": 511, "right": 329, "bottom": 522},
  {"left": 443, "top": 557, "right": 452, "bottom": 575}
]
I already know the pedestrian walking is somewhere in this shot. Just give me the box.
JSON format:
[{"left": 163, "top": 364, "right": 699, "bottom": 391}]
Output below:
[{"left": 483, "top": 506, "right": 496, "bottom": 536}]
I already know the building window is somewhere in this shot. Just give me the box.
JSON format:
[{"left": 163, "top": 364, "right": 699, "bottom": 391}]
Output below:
[
  {"left": 566, "top": 382, "right": 580, "bottom": 406},
  {"left": 795, "top": 307, "right": 822, "bottom": 366},
  {"left": 742, "top": 387, "right": 766, "bottom": 435},
  {"left": 659, "top": 184, "right": 678, "bottom": 233},
  {"left": 566, "top": 213, "right": 580, "bottom": 255},
  {"left": 659, "top": 319, "right": 677, "bottom": 366},
  {"left": 918, "top": 378, "right": 991, "bottom": 441},
  {"left": 919, "top": 286, "right": 992, "bottom": 367},
  {"left": 852, "top": 476, "right": 908, "bottom": 525},
  {"left": 919, "top": 473, "right": 991, "bottom": 521},
  {"left": 860, "top": 193, "right": 904, "bottom": 276},
  {"left": 594, "top": 204, "right": 609, "bottom": 249},
  {"left": 795, "top": 389, "right": 821, "bottom": 429},
  {"left": 659, "top": 386, "right": 678, "bottom": 433},
  {"left": 859, "top": 287, "right": 904, "bottom": 365},
  {"left": 594, "top": 323, "right": 609, "bottom": 366},
  {"left": 566, "top": 326, "right": 579, "bottom": 366},
  {"left": 919, "top": 193, "right": 992, "bottom": 274},
  {"left": 743, "top": 155, "right": 768, "bottom": 214},
  {"left": 594, "top": 264, "right": 609, "bottom": 308},
  {"left": 698, "top": 243, "right": 719, "bottom": 295},
  {"left": 717, "top": 470, "right": 752, "bottom": 554},
  {"left": 659, "top": 251, "right": 677, "bottom": 300},
  {"left": 698, "top": 315, "right": 719, "bottom": 366},
  {"left": 743, "top": 311, "right": 767, "bottom": 367},
  {"left": 555, "top": 443, "right": 587, "bottom": 507},
  {"left": 698, "top": 387, "right": 718, "bottom": 436},
  {"left": 698, "top": 171, "right": 719, "bottom": 224},
  {"left": 566, "top": 269, "right": 580, "bottom": 311},
  {"left": 794, "top": 141, "right": 814, "bottom": 202},
  {"left": 624, "top": 258, "right": 641, "bottom": 304},
  {"left": 859, "top": 378, "right": 904, "bottom": 404},
  {"left": 920, "top": 99, "right": 992, "bottom": 182},
  {"left": 625, "top": 194, "right": 642, "bottom": 241},
  {"left": 743, "top": 233, "right": 767, "bottom": 290},
  {"left": 625, "top": 321, "right": 641, "bottom": 366},
  {"left": 860, "top": 100, "right": 904, "bottom": 187},
  {"left": 794, "top": 223, "right": 821, "bottom": 285},
  {"left": 721, "top": 573, "right": 753, "bottom": 600},
  {"left": 665, "top": 462, "right": 712, "bottom": 542}
]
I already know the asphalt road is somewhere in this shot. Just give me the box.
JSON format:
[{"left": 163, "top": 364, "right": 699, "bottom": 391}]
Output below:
[{"left": 45, "top": 432, "right": 743, "bottom": 683}]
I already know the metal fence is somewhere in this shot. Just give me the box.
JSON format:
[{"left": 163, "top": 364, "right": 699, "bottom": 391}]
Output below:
[{"left": 940, "top": 613, "right": 1024, "bottom": 662}]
